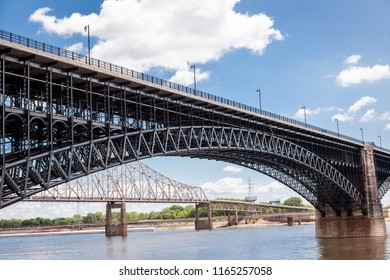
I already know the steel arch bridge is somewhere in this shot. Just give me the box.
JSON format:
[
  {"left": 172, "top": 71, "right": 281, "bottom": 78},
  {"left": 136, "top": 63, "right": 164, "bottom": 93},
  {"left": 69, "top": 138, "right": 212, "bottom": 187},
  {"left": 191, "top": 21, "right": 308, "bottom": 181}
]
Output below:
[{"left": 1, "top": 30, "right": 390, "bottom": 221}]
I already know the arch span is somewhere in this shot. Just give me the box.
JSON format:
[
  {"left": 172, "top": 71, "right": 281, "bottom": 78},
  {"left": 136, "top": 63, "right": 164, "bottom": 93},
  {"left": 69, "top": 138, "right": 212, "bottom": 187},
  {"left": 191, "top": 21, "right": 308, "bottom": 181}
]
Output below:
[
  {"left": 0, "top": 126, "right": 365, "bottom": 212},
  {"left": 379, "top": 176, "right": 390, "bottom": 199}
]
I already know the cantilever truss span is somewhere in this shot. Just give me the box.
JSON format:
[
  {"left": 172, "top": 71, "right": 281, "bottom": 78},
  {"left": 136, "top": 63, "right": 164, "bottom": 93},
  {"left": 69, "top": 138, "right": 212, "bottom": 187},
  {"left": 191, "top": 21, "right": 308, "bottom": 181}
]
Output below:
[{"left": 27, "top": 160, "right": 208, "bottom": 203}]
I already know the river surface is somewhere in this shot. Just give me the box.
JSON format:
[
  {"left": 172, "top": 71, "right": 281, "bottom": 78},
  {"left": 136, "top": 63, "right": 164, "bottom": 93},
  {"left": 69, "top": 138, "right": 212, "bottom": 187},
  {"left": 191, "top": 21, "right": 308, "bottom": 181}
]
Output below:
[{"left": 1, "top": 223, "right": 390, "bottom": 260}]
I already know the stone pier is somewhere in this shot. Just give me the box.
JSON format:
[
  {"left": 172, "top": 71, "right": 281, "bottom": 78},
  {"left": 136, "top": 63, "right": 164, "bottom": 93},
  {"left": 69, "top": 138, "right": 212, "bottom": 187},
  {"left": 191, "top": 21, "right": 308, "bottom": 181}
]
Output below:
[
  {"left": 195, "top": 203, "right": 213, "bottom": 230},
  {"left": 316, "top": 145, "right": 387, "bottom": 238},
  {"left": 105, "top": 202, "right": 127, "bottom": 237}
]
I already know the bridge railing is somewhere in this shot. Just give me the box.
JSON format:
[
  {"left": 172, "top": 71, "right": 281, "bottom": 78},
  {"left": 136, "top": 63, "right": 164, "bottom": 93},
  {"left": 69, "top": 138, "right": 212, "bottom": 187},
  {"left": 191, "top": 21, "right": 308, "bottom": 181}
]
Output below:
[{"left": 0, "top": 29, "right": 383, "bottom": 149}]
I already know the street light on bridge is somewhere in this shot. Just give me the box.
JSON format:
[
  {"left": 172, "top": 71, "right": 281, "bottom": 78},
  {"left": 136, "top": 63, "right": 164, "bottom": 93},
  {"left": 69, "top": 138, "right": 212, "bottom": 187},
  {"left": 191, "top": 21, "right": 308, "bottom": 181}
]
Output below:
[
  {"left": 302, "top": 106, "right": 307, "bottom": 126},
  {"left": 335, "top": 118, "right": 339, "bottom": 137},
  {"left": 378, "top": 135, "right": 382, "bottom": 148},
  {"left": 256, "top": 89, "right": 262, "bottom": 113},
  {"left": 84, "top": 24, "right": 91, "bottom": 65},
  {"left": 360, "top": 128, "right": 364, "bottom": 143},
  {"left": 190, "top": 64, "right": 196, "bottom": 93}
]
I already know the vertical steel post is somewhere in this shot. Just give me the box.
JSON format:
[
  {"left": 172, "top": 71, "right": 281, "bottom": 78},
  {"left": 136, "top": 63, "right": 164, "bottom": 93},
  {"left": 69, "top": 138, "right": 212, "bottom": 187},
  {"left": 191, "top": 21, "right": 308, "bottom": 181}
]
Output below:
[
  {"left": 122, "top": 86, "right": 127, "bottom": 134},
  {"left": 49, "top": 66, "right": 53, "bottom": 151},
  {"left": 0, "top": 53, "right": 5, "bottom": 197}
]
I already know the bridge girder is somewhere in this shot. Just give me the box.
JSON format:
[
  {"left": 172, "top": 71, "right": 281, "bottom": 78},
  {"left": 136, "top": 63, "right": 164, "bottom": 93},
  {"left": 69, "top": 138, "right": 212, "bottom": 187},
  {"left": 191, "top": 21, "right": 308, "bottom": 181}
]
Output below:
[{"left": 0, "top": 126, "right": 366, "bottom": 213}]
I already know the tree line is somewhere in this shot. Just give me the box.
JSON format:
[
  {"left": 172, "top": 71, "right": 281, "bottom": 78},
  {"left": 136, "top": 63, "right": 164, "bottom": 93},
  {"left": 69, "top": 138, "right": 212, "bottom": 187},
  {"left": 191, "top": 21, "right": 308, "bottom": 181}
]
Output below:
[
  {"left": 0, "top": 205, "right": 199, "bottom": 229},
  {"left": 0, "top": 197, "right": 310, "bottom": 229}
]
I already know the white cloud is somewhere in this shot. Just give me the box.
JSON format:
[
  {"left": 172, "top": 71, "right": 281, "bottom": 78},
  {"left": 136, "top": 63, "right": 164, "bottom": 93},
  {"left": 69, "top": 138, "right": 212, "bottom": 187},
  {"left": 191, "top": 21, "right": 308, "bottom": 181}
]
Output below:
[
  {"left": 200, "top": 176, "right": 286, "bottom": 200},
  {"left": 65, "top": 42, "right": 84, "bottom": 52},
  {"left": 344, "top": 54, "right": 361, "bottom": 64},
  {"left": 331, "top": 96, "right": 377, "bottom": 122},
  {"left": 379, "top": 112, "right": 390, "bottom": 121},
  {"left": 200, "top": 177, "right": 246, "bottom": 196},
  {"left": 294, "top": 107, "right": 321, "bottom": 119},
  {"left": 29, "top": 0, "right": 283, "bottom": 84},
  {"left": 336, "top": 64, "right": 390, "bottom": 87},
  {"left": 169, "top": 67, "right": 210, "bottom": 86},
  {"left": 253, "top": 181, "right": 285, "bottom": 193},
  {"left": 332, "top": 113, "right": 354, "bottom": 122},
  {"left": 360, "top": 109, "right": 376, "bottom": 122},
  {"left": 385, "top": 123, "right": 390, "bottom": 130},
  {"left": 223, "top": 165, "right": 243, "bottom": 173},
  {"left": 348, "top": 96, "right": 377, "bottom": 113}
]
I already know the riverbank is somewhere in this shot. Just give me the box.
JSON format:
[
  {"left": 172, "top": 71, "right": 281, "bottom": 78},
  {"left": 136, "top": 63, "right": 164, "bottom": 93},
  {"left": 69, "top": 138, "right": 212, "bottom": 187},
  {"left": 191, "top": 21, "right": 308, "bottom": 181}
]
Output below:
[
  {"left": 3, "top": 216, "right": 388, "bottom": 238},
  {"left": 0, "top": 218, "right": 301, "bottom": 237}
]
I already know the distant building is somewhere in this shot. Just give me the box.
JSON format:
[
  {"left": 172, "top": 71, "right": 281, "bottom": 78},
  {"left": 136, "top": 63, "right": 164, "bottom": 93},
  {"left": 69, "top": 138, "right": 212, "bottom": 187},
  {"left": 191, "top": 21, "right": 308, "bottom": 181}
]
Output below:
[
  {"left": 269, "top": 199, "right": 281, "bottom": 205},
  {"left": 245, "top": 196, "right": 257, "bottom": 202}
]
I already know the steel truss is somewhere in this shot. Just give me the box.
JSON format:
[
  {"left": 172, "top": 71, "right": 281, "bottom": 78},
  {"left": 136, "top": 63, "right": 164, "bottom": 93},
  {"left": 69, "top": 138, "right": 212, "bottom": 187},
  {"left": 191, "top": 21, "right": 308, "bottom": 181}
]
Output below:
[
  {"left": 1, "top": 126, "right": 365, "bottom": 213},
  {"left": 209, "top": 200, "right": 313, "bottom": 213},
  {"left": 28, "top": 160, "right": 208, "bottom": 203}
]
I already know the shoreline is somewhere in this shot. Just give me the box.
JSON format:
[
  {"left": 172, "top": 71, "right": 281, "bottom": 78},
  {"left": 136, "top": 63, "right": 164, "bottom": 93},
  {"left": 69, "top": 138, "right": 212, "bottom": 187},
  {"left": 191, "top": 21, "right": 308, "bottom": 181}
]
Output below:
[
  {"left": 2, "top": 218, "right": 388, "bottom": 238},
  {"left": 0, "top": 219, "right": 306, "bottom": 238}
]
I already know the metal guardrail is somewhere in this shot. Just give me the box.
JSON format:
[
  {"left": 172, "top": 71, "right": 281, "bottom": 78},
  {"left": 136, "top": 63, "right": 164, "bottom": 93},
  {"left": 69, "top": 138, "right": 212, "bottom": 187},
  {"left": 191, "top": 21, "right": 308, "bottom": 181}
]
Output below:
[{"left": 0, "top": 29, "right": 385, "bottom": 150}]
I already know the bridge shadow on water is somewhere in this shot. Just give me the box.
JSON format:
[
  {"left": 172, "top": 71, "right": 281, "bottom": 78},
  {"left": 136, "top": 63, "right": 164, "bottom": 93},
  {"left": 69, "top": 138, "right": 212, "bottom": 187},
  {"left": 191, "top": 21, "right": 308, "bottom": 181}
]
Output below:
[
  {"left": 317, "top": 236, "right": 388, "bottom": 260},
  {"left": 317, "top": 223, "right": 390, "bottom": 260}
]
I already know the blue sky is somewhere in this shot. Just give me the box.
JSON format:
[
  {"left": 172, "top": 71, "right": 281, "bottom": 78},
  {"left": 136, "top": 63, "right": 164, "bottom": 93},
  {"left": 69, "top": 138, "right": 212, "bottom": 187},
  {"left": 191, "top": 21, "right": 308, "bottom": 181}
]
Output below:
[{"left": 1, "top": 0, "right": 390, "bottom": 218}]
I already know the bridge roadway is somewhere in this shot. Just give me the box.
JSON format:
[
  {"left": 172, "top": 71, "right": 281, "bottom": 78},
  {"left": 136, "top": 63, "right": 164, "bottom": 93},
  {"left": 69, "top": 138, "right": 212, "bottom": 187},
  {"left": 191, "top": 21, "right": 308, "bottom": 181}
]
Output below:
[{"left": 1, "top": 30, "right": 390, "bottom": 237}]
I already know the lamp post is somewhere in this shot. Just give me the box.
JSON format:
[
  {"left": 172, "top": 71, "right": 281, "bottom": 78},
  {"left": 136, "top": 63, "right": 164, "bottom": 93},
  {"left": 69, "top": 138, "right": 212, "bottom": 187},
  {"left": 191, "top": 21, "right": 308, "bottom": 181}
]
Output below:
[
  {"left": 190, "top": 64, "right": 196, "bottom": 93},
  {"left": 256, "top": 89, "right": 262, "bottom": 112},
  {"left": 378, "top": 135, "right": 382, "bottom": 148},
  {"left": 360, "top": 128, "right": 364, "bottom": 143},
  {"left": 335, "top": 118, "right": 339, "bottom": 136},
  {"left": 302, "top": 106, "right": 307, "bottom": 126},
  {"left": 84, "top": 24, "right": 91, "bottom": 65}
]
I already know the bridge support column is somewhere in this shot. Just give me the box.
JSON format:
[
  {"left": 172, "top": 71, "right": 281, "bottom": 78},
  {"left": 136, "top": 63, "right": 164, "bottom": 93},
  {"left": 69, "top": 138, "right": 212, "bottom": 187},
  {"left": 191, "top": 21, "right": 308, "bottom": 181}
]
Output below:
[
  {"left": 316, "top": 145, "right": 387, "bottom": 238},
  {"left": 228, "top": 211, "right": 238, "bottom": 226},
  {"left": 195, "top": 203, "right": 213, "bottom": 230},
  {"left": 105, "top": 202, "right": 127, "bottom": 237}
]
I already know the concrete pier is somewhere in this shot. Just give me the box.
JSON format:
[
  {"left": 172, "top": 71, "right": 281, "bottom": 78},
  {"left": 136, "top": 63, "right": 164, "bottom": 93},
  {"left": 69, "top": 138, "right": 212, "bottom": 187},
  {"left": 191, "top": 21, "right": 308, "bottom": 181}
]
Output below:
[
  {"left": 227, "top": 210, "right": 238, "bottom": 226},
  {"left": 316, "top": 145, "right": 387, "bottom": 238},
  {"left": 105, "top": 202, "right": 127, "bottom": 237},
  {"left": 195, "top": 203, "right": 213, "bottom": 230}
]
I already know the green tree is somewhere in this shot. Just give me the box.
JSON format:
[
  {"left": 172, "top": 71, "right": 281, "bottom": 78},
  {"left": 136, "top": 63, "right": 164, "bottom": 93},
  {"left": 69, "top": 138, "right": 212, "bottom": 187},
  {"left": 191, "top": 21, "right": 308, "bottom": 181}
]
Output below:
[{"left": 283, "top": 197, "right": 304, "bottom": 207}]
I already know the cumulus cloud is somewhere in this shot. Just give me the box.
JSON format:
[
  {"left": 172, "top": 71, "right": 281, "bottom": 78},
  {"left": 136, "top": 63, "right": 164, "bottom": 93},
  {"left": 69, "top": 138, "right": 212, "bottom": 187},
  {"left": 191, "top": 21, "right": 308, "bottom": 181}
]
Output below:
[
  {"left": 344, "top": 54, "right": 361, "bottom": 64},
  {"left": 336, "top": 64, "right": 390, "bottom": 87},
  {"left": 294, "top": 107, "right": 321, "bottom": 119},
  {"left": 65, "top": 42, "right": 84, "bottom": 52},
  {"left": 200, "top": 177, "right": 247, "bottom": 196},
  {"left": 29, "top": 0, "right": 283, "bottom": 84},
  {"left": 379, "top": 112, "right": 390, "bottom": 121},
  {"left": 169, "top": 67, "right": 211, "bottom": 86},
  {"left": 331, "top": 96, "right": 377, "bottom": 123},
  {"left": 223, "top": 165, "right": 243, "bottom": 173},
  {"left": 360, "top": 109, "right": 376, "bottom": 122},
  {"left": 348, "top": 96, "right": 377, "bottom": 113},
  {"left": 200, "top": 176, "right": 285, "bottom": 199},
  {"left": 385, "top": 123, "right": 390, "bottom": 130},
  {"left": 332, "top": 113, "right": 354, "bottom": 122}
]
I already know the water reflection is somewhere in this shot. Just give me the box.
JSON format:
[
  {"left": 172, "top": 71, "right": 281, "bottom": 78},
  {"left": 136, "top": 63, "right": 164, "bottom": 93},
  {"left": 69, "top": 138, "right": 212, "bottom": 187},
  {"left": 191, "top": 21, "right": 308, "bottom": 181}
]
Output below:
[{"left": 317, "top": 236, "right": 388, "bottom": 260}]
